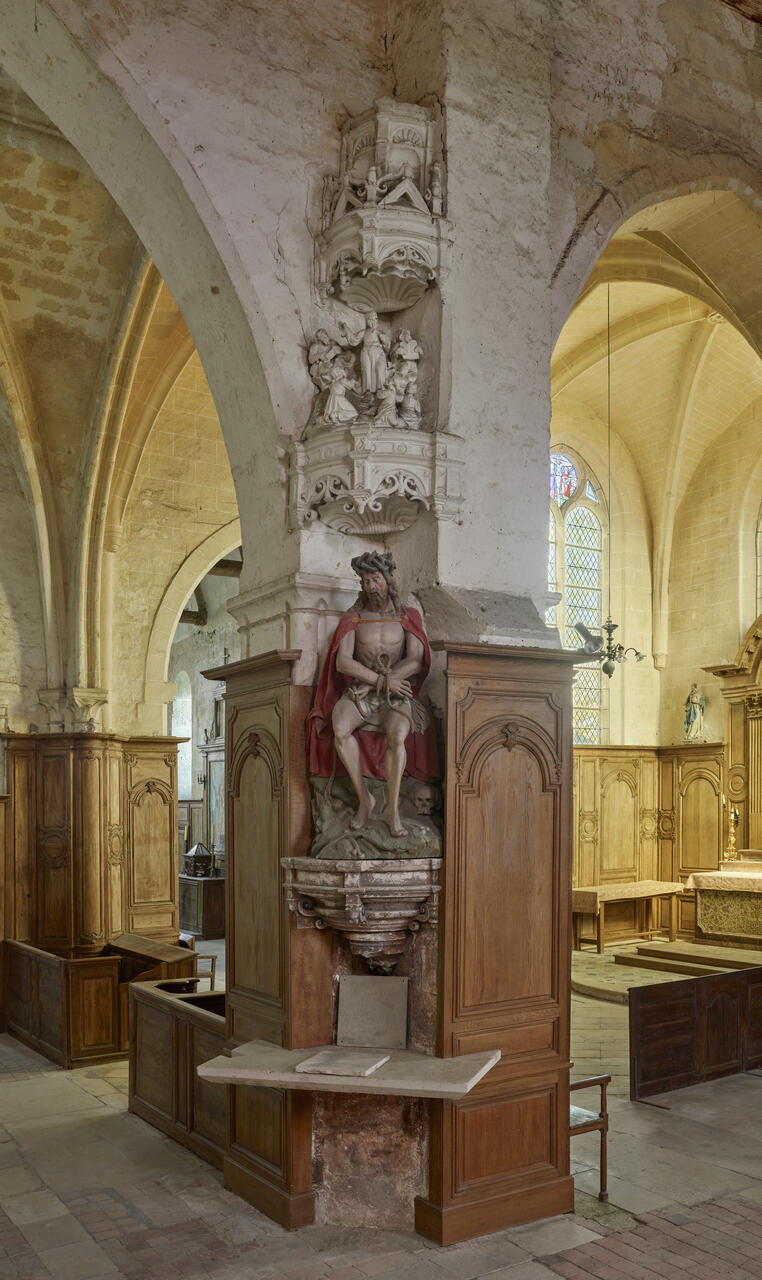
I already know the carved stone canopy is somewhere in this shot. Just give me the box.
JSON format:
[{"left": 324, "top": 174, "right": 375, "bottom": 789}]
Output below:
[{"left": 315, "top": 98, "right": 452, "bottom": 314}]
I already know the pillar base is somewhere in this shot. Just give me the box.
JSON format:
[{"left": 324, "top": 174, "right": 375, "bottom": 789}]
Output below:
[{"left": 415, "top": 1176, "right": 575, "bottom": 1246}]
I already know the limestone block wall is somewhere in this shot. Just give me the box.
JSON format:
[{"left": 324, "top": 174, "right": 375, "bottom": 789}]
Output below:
[
  {"left": 664, "top": 399, "right": 762, "bottom": 744},
  {"left": 551, "top": 0, "right": 762, "bottom": 333},
  {"left": 111, "top": 352, "right": 239, "bottom": 735},
  {"left": 0, "top": 434, "right": 47, "bottom": 728},
  {"left": 168, "top": 575, "right": 240, "bottom": 801}
]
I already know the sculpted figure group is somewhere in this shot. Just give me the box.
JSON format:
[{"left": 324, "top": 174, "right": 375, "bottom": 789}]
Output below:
[{"left": 306, "top": 314, "right": 423, "bottom": 433}]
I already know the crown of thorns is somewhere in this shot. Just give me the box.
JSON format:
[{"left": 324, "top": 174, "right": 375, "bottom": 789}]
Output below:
[{"left": 350, "top": 551, "right": 397, "bottom": 580}]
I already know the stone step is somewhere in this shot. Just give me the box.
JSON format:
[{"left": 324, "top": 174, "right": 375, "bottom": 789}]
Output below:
[
  {"left": 634, "top": 943, "right": 759, "bottom": 970},
  {"left": 634, "top": 940, "right": 762, "bottom": 968},
  {"left": 613, "top": 953, "right": 730, "bottom": 977}
]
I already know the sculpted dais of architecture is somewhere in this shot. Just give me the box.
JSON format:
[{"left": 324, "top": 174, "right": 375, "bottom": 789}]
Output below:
[
  {"left": 293, "top": 98, "right": 463, "bottom": 536},
  {"left": 315, "top": 98, "right": 452, "bottom": 314},
  {"left": 292, "top": 311, "right": 462, "bottom": 532}
]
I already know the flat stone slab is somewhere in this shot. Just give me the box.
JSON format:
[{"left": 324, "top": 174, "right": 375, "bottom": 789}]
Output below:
[
  {"left": 295, "top": 1048, "right": 390, "bottom": 1077},
  {"left": 337, "top": 975, "right": 408, "bottom": 1048},
  {"left": 197, "top": 1040, "right": 500, "bottom": 1099}
]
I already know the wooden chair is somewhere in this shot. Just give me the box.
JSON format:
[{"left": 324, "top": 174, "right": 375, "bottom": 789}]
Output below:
[
  {"left": 570, "top": 1072, "right": 610, "bottom": 1201},
  {"left": 178, "top": 932, "right": 216, "bottom": 990}
]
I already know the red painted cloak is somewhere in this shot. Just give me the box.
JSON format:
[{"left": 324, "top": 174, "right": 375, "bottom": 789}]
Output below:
[{"left": 307, "top": 607, "right": 438, "bottom": 782}]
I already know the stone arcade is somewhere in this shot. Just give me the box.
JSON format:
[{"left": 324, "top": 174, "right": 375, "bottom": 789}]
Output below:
[{"left": 1, "top": 1, "right": 762, "bottom": 1275}]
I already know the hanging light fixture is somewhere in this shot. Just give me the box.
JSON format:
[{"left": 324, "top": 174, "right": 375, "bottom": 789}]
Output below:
[{"left": 573, "top": 285, "right": 646, "bottom": 678}]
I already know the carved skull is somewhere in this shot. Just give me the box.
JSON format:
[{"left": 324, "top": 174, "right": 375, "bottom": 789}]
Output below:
[{"left": 408, "top": 782, "right": 441, "bottom": 817}]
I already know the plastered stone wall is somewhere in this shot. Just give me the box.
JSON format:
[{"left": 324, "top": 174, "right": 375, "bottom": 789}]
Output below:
[
  {"left": 111, "top": 352, "right": 238, "bottom": 734},
  {"left": 551, "top": 0, "right": 762, "bottom": 334},
  {"left": 167, "top": 574, "right": 240, "bottom": 801},
  {"left": 664, "top": 398, "right": 762, "bottom": 745},
  {"left": 0, "top": 431, "right": 47, "bottom": 728}
]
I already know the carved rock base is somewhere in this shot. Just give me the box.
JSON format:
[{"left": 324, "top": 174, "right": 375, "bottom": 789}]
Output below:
[{"left": 282, "top": 856, "right": 442, "bottom": 973}]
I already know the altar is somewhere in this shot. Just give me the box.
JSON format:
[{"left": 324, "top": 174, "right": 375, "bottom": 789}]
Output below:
[{"left": 686, "top": 852, "right": 762, "bottom": 947}]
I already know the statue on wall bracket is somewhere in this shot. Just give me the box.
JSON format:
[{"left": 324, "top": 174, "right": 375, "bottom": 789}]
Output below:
[{"left": 306, "top": 551, "right": 440, "bottom": 857}]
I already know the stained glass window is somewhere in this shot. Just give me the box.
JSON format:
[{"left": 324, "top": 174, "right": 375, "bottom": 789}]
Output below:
[
  {"left": 546, "top": 510, "right": 557, "bottom": 626},
  {"left": 547, "top": 451, "right": 605, "bottom": 745},
  {"left": 550, "top": 453, "right": 577, "bottom": 505}
]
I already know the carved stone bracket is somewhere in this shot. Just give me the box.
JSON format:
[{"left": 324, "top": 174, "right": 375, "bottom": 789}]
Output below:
[
  {"left": 282, "top": 855, "right": 442, "bottom": 973},
  {"left": 288, "top": 423, "right": 464, "bottom": 534},
  {"left": 315, "top": 98, "right": 452, "bottom": 313}
]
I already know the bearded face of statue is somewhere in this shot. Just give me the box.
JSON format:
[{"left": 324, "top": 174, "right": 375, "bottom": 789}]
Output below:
[{"left": 361, "top": 570, "right": 388, "bottom": 611}]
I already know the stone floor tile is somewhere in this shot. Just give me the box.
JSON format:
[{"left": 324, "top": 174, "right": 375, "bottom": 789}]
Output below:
[
  {"left": 22, "top": 1214, "right": 94, "bottom": 1254},
  {"left": 0, "top": 1164, "right": 44, "bottom": 1201},
  {"left": 505, "top": 1218, "right": 601, "bottom": 1258},
  {"left": 480, "top": 1265, "right": 561, "bottom": 1279},
  {"left": 3, "top": 1189, "right": 70, "bottom": 1226},
  {"left": 37, "top": 1239, "right": 118, "bottom": 1279},
  {"left": 432, "top": 1238, "right": 531, "bottom": 1276}
]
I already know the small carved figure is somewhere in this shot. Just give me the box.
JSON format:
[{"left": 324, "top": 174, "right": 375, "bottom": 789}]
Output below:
[
  {"left": 307, "top": 552, "right": 437, "bottom": 839},
  {"left": 427, "top": 161, "right": 443, "bottom": 215},
  {"left": 321, "top": 174, "right": 340, "bottom": 227},
  {"left": 340, "top": 311, "right": 390, "bottom": 396},
  {"left": 323, "top": 360, "right": 359, "bottom": 425},
  {"left": 374, "top": 382, "right": 403, "bottom": 428},
  {"left": 392, "top": 327, "right": 423, "bottom": 373},
  {"left": 308, "top": 328, "right": 341, "bottom": 390},
  {"left": 684, "top": 683, "right": 706, "bottom": 742},
  {"left": 400, "top": 378, "right": 422, "bottom": 429},
  {"left": 363, "top": 165, "right": 380, "bottom": 204}
]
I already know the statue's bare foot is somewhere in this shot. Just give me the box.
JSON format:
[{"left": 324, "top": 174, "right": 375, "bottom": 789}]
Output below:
[
  {"left": 388, "top": 815, "right": 407, "bottom": 839},
  {"left": 349, "top": 792, "right": 375, "bottom": 830}
]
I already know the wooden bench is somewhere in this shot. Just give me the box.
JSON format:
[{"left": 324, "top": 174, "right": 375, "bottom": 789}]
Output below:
[
  {"left": 572, "top": 880, "right": 685, "bottom": 954},
  {"left": 570, "top": 1073, "right": 611, "bottom": 1201}
]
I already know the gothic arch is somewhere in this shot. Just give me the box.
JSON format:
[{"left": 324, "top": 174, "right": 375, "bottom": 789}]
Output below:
[
  {"left": 140, "top": 520, "right": 242, "bottom": 733},
  {"left": 552, "top": 161, "right": 762, "bottom": 345},
  {"left": 0, "top": 305, "right": 64, "bottom": 691},
  {"left": 0, "top": 1, "right": 284, "bottom": 595}
]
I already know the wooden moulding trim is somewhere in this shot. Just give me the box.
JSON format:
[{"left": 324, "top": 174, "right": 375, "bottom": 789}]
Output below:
[
  {"left": 223, "top": 1157, "right": 315, "bottom": 1229},
  {"left": 202, "top": 650, "right": 302, "bottom": 683},
  {"left": 433, "top": 641, "right": 581, "bottom": 664},
  {"left": 414, "top": 1176, "right": 575, "bottom": 1246}
]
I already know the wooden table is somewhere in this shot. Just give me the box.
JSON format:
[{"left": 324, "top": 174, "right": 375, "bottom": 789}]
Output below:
[{"left": 572, "top": 880, "right": 685, "bottom": 954}]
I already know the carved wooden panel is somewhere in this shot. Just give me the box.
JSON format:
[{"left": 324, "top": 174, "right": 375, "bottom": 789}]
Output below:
[
  {"left": 4, "top": 734, "right": 179, "bottom": 953},
  {"left": 231, "top": 746, "right": 282, "bottom": 1006},
  {"left": 574, "top": 745, "right": 723, "bottom": 938},
  {"left": 68, "top": 958, "right": 120, "bottom": 1058},
  {"left": 630, "top": 967, "right": 762, "bottom": 1099},
  {"left": 416, "top": 645, "right": 575, "bottom": 1246},
  {"left": 129, "top": 984, "right": 227, "bottom": 1169},
  {"left": 8, "top": 746, "right": 35, "bottom": 941},
  {"left": 204, "top": 651, "right": 332, "bottom": 1231},
  {"left": 124, "top": 741, "right": 179, "bottom": 940}
]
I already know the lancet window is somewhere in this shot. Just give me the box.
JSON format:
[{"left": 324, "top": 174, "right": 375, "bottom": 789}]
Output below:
[{"left": 547, "top": 450, "right": 606, "bottom": 745}]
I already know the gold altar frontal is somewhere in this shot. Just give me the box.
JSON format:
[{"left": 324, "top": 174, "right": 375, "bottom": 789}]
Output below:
[{"left": 687, "top": 853, "right": 762, "bottom": 947}]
